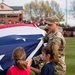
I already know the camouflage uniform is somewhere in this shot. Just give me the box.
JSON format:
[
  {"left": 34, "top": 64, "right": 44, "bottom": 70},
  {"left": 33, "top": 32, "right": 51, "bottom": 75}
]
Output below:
[
  {"left": 32, "top": 30, "right": 66, "bottom": 75},
  {"left": 47, "top": 30, "right": 66, "bottom": 75},
  {"left": 32, "top": 16, "right": 66, "bottom": 75},
  {"left": 32, "top": 54, "right": 43, "bottom": 75}
]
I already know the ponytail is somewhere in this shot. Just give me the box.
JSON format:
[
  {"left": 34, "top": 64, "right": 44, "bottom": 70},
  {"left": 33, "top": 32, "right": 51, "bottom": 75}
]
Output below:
[{"left": 15, "top": 59, "right": 27, "bottom": 70}]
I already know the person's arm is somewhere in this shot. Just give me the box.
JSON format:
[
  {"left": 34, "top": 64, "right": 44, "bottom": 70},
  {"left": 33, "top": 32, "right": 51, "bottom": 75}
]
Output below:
[
  {"left": 32, "top": 54, "right": 42, "bottom": 67},
  {"left": 51, "top": 38, "right": 61, "bottom": 63},
  {"left": 51, "top": 43, "right": 59, "bottom": 63},
  {"left": 30, "top": 66, "right": 41, "bottom": 74},
  {"left": 25, "top": 58, "right": 32, "bottom": 66},
  {"left": 43, "top": 35, "right": 49, "bottom": 43}
]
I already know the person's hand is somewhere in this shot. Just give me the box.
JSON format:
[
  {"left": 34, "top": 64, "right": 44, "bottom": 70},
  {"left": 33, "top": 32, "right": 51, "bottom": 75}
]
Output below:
[{"left": 25, "top": 59, "right": 32, "bottom": 66}]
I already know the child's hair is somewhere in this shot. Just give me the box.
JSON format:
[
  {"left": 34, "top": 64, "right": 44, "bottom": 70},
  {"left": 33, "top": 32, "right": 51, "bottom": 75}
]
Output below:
[
  {"left": 12, "top": 47, "right": 27, "bottom": 70},
  {"left": 41, "top": 46, "right": 58, "bottom": 63}
]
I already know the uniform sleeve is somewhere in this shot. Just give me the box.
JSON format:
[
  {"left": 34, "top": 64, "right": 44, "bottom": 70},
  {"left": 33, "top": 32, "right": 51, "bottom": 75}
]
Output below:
[
  {"left": 32, "top": 54, "right": 43, "bottom": 69},
  {"left": 6, "top": 68, "right": 12, "bottom": 75},
  {"left": 43, "top": 35, "right": 49, "bottom": 43},
  {"left": 50, "top": 37, "right": 61, "bottom": 63},
  {"left": 52, "top": 37, "right": 61, "bottom": 50}
]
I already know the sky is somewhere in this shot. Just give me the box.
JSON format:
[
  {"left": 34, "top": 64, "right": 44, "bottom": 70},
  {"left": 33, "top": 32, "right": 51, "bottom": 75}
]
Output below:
[
  {"left": 0, "top": 0, "right": 67, "bottom": 10},
  {"left": 0, "top": 0, "right": 75, "bottom": 26}
]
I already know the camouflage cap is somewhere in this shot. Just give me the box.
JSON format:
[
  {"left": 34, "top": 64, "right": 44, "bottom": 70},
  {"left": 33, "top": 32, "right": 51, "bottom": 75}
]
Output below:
[{"left": 45, "top": 16, "right": 59, "bottom": 24}]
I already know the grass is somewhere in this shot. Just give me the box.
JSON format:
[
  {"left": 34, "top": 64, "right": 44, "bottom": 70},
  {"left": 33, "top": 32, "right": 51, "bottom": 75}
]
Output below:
[
  {"left": 65, "top": 37, "right": 75, "bottom": 75},
  {"left": 31, "top": 37, "right": 75, "bottom": 75}
]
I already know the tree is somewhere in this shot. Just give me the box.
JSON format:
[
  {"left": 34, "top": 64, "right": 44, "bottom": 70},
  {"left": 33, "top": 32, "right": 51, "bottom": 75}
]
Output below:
[
  {"left": 24, "top": 0, "right": 64, "bottom": 21},
  {"left": 71, "top": 0, "right": 75, "bottom": 18},
  {"left": 50, "top": 1, "right": 64, "bottom": 21}
]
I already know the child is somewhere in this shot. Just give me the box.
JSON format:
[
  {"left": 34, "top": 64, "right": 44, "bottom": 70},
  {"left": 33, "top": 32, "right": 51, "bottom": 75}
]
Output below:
[
  {"left": 31, "top": 46, "right": 58, "bottom": 75},
  {"left": 6, "top": 47, "right": 31, "bottom": 75}
]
